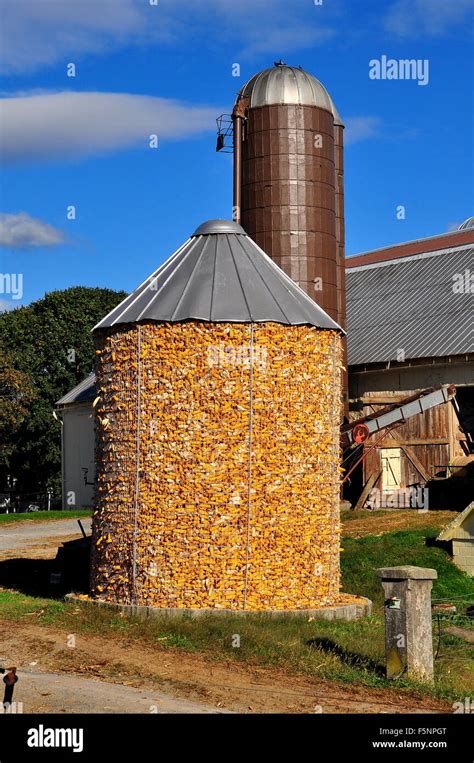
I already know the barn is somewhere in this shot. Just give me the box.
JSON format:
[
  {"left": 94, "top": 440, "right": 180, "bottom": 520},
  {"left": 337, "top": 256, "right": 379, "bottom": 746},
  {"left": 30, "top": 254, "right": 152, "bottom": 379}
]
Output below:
[{"left": 346, "top": 220, "right": 474, "bottom": 509}]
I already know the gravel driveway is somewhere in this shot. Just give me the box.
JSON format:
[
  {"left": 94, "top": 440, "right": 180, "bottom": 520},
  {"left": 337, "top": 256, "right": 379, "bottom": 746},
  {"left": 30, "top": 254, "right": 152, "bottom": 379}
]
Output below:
[
  {"left": 12, "top": 670, "right": 227, "bottom": 714},
  {"left": 0, "top": 518, "right": 92, "bottom": 559}
]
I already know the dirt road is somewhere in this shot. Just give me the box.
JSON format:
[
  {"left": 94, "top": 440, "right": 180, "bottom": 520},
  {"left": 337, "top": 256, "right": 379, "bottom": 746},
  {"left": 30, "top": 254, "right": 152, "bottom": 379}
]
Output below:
[
  {"left": 0, "top": 620, "right": 450, "bottom": 715},
  {"left": 0, "top": 518, "right": 92, "bottom": 559},
  {"left": 7, "top": 670, "right": 227, "bottom": 714}
]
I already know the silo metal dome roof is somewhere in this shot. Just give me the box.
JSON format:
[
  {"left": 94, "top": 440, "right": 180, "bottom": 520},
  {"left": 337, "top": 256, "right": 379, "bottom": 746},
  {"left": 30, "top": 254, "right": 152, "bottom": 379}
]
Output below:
[
  {"left": 459, "top": 216, "right": 474, "bottom": 230},
  {"left": 236, "top": 61, "right": 344, "bottom": 127},
  {"left": 94, "top": 219, "right": 343, "bottom": 332}
]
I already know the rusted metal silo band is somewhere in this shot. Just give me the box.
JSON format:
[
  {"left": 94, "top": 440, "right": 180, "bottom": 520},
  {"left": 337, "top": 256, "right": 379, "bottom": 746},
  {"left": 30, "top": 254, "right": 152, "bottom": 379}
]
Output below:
[
  {"left": 132, "top": 324, "right": 142, "bottom": 603},
  {"left": 242, "top": 322, "right": 254, "bottom": 610}
]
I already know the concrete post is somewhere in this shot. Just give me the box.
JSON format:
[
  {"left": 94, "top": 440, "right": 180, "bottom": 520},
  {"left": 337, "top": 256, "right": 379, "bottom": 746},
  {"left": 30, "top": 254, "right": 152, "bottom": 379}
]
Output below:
[{"left": 376, "top": 565, "right": 437, "bottom": 683}]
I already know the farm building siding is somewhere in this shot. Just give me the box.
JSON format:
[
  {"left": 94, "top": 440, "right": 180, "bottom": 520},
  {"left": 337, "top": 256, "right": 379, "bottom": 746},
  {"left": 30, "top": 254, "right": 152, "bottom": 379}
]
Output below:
[
  {"left": 61, "top": 405, "right": 95, "bottom": 510},
  {"left": 91, "top": 320, "right": 342, "bottom": 611},
  {"left": 349, "top": 363, "right": 473, "bottom": 499},
  {"left": 452, "top": 540, "right": 474, "bottom": 575},
  {"left": 356, "top": 391, "right": 462, "bottom": 491}
]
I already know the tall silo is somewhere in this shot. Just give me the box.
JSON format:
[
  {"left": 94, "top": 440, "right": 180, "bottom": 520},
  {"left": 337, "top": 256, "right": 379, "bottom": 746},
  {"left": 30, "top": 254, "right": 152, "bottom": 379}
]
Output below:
[
  {"left": 230, "top": 62, "right": 347, "bottom": 402},
  {"left": 91, "top": 220, "right": 344, "bottom": 612},
  {"left": 334, "top": 120, "right": 346, "bottom": 333}
]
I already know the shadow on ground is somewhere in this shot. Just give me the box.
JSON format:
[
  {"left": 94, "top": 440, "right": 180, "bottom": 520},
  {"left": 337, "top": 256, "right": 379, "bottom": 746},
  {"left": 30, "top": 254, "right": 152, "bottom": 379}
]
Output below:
[
  {"left": 0, "top": 537, "right": 90, "bottom": 598},
  {"left": 306, "top": 636, "right": 385, "bottom": 676}
]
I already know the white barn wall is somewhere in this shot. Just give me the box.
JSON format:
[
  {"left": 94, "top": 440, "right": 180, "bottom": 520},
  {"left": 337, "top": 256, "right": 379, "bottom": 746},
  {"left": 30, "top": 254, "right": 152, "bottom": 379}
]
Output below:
[{"left": 61, "top": 404, "right": 95, "bottom": 509}]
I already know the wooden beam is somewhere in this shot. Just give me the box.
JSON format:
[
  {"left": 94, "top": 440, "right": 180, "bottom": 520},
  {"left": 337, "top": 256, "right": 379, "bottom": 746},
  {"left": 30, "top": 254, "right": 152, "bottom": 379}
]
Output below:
[
  {"left": 448, "top": 396, "right": 454, "bottom": 460},
  {"left": 386, "top": 429, "right": 431, "bottom": 482},
  {"left": 376, "top": 438, "right": 449, "bottom": 448},
  {"left": 353, "top": 470, "right": 382, "bottom": 511},
  {"left": 358, "top": 396, "right": 407, "bottom": 405}
]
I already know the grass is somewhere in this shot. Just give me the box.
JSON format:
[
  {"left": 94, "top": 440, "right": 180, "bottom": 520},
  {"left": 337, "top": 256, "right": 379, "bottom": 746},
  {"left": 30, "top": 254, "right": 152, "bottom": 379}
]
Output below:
[
  {"left": 0, "top": 589, "right": 390, "bottom": 688},
  {"left": 342, "top": 526, "right": 474, "bottom": 608},
  {"left": 0, "top": 518, "right": 472, "bottom": 702},
  {"left": 341, "top": 509, "right": 396, "bottom": 523},
  {"left": 0, "top": 510, "right": 91, "bottom": 524}
]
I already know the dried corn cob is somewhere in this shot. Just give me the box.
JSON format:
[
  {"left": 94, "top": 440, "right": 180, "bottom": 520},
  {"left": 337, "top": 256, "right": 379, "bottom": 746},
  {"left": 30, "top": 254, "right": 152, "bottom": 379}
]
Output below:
[{"left": 90, "top": 321, "right": 342, "bottom": 610}]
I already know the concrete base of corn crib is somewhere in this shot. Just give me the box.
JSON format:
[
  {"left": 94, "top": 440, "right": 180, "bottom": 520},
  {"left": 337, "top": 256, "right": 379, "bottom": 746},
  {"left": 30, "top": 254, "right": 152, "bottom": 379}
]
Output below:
[{"left": 66, "top": 594, "right": 372, "bottom": 621}]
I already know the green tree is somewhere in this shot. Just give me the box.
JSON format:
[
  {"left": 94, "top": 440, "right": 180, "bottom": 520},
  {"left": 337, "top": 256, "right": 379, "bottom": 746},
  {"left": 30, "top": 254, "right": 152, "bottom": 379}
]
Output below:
[
  {"left": 0, "top": 287, "right": 126, "bottom": 495},
  {"left": 0, "top": 344, "right": 35, "bottom": 471}
]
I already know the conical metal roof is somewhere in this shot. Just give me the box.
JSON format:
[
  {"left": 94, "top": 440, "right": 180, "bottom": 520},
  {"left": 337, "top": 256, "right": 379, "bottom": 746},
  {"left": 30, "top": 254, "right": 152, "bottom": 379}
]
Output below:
[{"left": 93, "top": 220, "right": 343, "bottom": 332}]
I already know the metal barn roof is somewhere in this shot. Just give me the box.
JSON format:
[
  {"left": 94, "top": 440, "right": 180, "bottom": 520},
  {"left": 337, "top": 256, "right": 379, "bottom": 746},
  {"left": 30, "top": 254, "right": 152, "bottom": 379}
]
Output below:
[
  {"left": 346, "top": 244, "right": 474, "bottom": 365},
  {"left": 237, "top": 62, "right": 344, "bottom": 126},
  {"left": 346, "top": 225, "right": 474, "bottom": 268},
  {"left": 56, "top": 372, "right": 96, "bottom": 407},
  {"left": 94, "top": 219, "right": 342, "bottom": 332}
]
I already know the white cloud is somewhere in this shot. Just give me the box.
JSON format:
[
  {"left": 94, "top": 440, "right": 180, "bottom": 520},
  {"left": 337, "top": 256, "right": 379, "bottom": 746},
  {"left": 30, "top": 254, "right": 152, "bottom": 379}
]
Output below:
[
  {"left": 0, "top": 91, "right": 220, "bottom": 164},
  {"left": 344, "top": 116, "right": 381, "bottom": 145},
  {"left": 0, "top": 212, "right": 66, "bottom": 248},
  {"left": 3, "top": 0, "right": 467, "bottom": 75},
  {"left": 0, "top": 0, "right": 157, "bottom": 74},
  {"left": 384, "top": 0, "right": 473, "bottom": 37},
  {"left": 193, "top": 0, "right": 336, "bottom": 56},
  {"left": 0, "top": 0, "right": 335, "bottom": 73}
]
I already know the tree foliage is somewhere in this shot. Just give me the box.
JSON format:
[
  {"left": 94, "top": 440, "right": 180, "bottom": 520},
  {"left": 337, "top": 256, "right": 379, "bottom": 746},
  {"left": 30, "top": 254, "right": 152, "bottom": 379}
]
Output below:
[
  {"left": 0, "top": 345, "right": 35, "bottom": 470},
  {"left": 0, "top": 287, "right": 126, "bottom": 494}
]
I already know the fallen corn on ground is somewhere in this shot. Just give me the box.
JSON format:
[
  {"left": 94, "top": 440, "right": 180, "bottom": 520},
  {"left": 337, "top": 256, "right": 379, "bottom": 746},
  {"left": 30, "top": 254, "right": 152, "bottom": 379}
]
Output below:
[{"left": 91, "top": 321, "right": 343, "bottom": 611}]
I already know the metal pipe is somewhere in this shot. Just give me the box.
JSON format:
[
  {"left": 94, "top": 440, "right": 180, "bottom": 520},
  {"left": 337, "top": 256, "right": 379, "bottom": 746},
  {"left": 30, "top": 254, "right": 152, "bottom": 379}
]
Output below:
[{"left": 233, "top": 114, "right": 242, "bottom": 224}]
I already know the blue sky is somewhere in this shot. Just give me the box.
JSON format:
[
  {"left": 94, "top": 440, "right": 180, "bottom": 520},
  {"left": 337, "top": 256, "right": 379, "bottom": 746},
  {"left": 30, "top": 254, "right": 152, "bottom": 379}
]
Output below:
[{"left": 0, "top": 0, "right": 473, "bottom": 309}]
